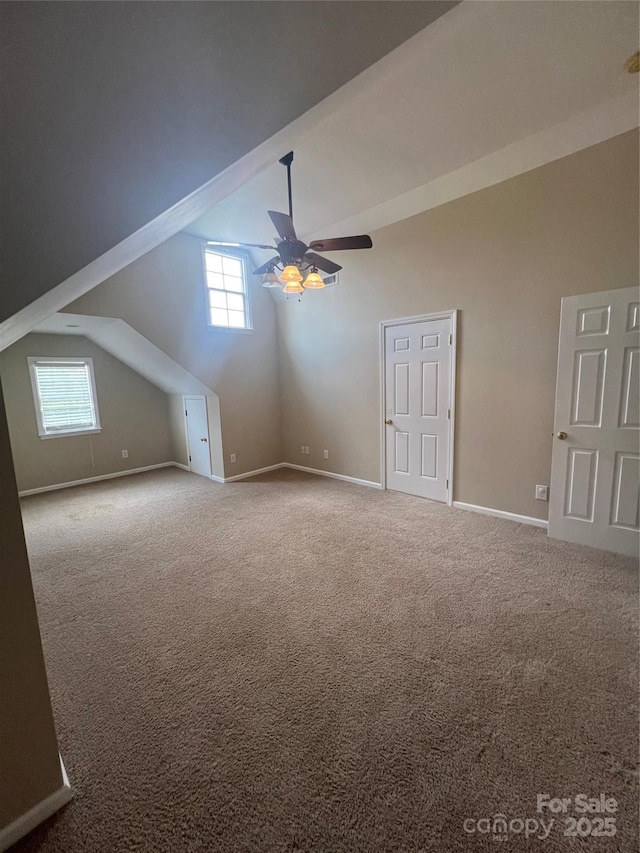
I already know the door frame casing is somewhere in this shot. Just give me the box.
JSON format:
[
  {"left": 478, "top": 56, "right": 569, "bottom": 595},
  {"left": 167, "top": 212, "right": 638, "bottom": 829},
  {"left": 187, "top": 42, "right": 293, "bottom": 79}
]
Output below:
[
  {"left": 379, "top": 310, "right": 458, "bottom": 506},
  {"left": 183, "top": 394, "right": 212, "bottom": 477}
]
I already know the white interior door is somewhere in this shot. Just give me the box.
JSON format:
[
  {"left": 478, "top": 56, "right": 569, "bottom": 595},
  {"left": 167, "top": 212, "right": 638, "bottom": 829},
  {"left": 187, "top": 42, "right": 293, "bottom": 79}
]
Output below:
[
  {"left": 384, "top": 316, "right": 453, "bottom": 503},
  {"left": 184, "top": 396, "right": 212, "bottom": 479},
  {"left": 549, "top": 287, "right": 639, "bottom": 557}
]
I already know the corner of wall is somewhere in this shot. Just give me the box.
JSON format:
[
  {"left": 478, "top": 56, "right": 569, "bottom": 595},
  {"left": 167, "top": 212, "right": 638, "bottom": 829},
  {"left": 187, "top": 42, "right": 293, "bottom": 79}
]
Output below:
[{"left": 0, "top": 384, "right": 64, "bottom": 833}]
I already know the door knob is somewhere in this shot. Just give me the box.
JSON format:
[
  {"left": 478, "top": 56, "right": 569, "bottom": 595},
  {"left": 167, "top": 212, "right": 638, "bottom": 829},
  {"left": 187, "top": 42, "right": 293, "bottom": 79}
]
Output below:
[
  {"left": 385, "top": 419, "right": 393, "bottom": 425},
  {"left": 556, "top": 431, "right": 567, "bottom": 440}
]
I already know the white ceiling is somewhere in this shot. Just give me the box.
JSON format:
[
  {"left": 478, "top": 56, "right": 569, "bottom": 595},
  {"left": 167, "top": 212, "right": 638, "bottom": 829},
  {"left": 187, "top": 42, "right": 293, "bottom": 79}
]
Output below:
[{"left": 187, "top": 1, "right": 639, "bottom": 256}]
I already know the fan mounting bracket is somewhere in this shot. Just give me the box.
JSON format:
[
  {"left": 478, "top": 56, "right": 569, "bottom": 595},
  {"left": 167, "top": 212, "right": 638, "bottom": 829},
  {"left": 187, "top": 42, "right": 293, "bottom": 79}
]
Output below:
[
  {"left": 277, "top": 239, "right": 308, "bottom": 266},
  {"left": 279, "top": 151, "right": 294, "bottom": 167}
]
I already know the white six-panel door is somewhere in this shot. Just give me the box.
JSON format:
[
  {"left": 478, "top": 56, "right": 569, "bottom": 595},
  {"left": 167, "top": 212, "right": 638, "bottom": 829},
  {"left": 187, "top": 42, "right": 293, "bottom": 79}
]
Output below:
[
  {"left": 383, "top": 316, "right": 454, "bottom": 503},
  {"left": 549, "top": 287, "right": 639, "bottom": 557}
]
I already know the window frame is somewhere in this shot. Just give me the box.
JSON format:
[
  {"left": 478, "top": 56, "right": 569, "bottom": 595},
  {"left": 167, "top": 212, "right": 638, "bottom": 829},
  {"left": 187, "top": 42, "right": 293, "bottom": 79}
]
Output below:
[
  {"left": 28, "top": 356, "right": 102, "bottom": 439},
  {"left": 201, "top": 244, "right": 253, "bottom": 334}
]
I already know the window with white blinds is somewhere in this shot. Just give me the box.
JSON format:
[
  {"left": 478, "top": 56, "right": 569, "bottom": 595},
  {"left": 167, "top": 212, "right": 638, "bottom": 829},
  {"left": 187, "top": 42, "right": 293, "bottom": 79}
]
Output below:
[{"left": 28, "top": 357, "right": 101, "bottom": 437}]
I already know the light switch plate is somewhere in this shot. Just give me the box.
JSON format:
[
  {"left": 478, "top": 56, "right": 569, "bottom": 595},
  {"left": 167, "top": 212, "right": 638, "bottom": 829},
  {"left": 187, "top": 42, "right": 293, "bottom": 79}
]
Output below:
[{"left": 230, "top": 453, "right": 236, "bottom": 463}]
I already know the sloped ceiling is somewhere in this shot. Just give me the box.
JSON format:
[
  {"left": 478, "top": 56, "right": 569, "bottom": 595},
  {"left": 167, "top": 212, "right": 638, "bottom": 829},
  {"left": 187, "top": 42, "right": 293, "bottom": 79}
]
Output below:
[
  {"left": 186, "top": 0, "right": 639, "bottom": 255},
  {"left": 0, "top": 1, "right": 456, "bottom": 322},
  {"left": 32, "top": 313, "right": 214, "bottom": 397},
  {"left": 2, "top": 2, "right": 637, "bottom": 350}
]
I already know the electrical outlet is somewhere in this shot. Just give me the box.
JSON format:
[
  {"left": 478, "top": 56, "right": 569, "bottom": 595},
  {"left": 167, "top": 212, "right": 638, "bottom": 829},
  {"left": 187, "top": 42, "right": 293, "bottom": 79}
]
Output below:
[
  {"left": 230, "top": 453, "right": 236, "bottom": 463},
  {"left": 122, "top": 449, "right": 128, "bottom": 459},
  {"left": 301, "top": 445, "right": 305, "bottom": 454},
  {"left": 323, "top": 450, "right": 329, "bottom": 459},
  {"left": 535, "top": 484, "right": 548, "bottom": 501},
  {"left": 304, "top": 446, "right": 310, "bottom": 455}
]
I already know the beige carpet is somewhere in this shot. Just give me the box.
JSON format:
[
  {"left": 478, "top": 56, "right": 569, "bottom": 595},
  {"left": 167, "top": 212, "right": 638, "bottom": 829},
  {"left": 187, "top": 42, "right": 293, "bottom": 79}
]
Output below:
[{"left": 14, "top": 467, "right": 638, "bottom": 852}]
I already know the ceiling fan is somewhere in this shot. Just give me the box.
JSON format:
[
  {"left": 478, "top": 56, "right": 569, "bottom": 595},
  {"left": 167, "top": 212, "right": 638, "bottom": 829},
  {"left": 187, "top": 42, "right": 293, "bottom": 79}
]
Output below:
[{"left": 206, "top": 152, "right": 373, "bottom": 292}]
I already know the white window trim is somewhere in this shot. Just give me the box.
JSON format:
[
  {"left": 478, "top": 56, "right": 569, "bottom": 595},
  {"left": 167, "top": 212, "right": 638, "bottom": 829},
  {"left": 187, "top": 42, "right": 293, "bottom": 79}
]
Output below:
[
  {"left": 28, "top": 356, "right": 102, "bottom": 439},
  {"left": 201, "top": 243, "right": 254, "bottom": 334}
]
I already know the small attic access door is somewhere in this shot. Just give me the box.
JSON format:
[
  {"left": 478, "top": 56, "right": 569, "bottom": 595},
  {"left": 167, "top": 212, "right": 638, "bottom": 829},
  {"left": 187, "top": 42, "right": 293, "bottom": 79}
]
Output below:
[{"left": 184, "top": 396, "right": 212, "bottom": 479}]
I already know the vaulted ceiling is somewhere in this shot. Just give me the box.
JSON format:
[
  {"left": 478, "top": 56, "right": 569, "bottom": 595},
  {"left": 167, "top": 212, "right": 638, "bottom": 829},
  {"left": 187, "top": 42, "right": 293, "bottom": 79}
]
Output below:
[
  {"left": 0, "top": 1, "right": 456, "bottom": 323},
  {"left": 186, "top": 0, "right": 639, "bottom": 257},
  {"left": 1, "top": 1, "right": 637, "bottom": 348}
]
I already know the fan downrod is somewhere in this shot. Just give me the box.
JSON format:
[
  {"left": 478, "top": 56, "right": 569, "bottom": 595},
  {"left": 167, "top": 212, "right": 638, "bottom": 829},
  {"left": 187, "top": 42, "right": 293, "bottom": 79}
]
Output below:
[{"left": 279, "top": 151, "right": 294, "bottom": 220}]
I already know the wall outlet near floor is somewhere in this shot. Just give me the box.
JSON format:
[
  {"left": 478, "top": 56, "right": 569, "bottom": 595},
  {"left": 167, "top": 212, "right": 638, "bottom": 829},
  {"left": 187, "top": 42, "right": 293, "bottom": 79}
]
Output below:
[
  {"left": 535, "top": 484, "right": 548, "bottom": 501},
  {"left": 301, "top": 446, "right": 309, "bottom": 455},
  {"left": 230, "top": 453, "right": 236, "bottom": 463},
  {"left": 121, "top": 450, "right": 128, "bottom": 459},
  {"left": 304, "top": 446, "right": 309, "bottom": 455},
  {"left": 323, "top": 450, "right": 329, "bottom": 459}
]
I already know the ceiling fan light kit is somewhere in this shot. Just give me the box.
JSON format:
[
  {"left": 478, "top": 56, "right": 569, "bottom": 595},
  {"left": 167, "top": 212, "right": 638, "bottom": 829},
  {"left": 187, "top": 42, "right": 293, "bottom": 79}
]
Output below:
[
  {"left": 207, "top": 151, "right": 373, "bottom": 298},
  {"left": 260, "top": 271, "right": 281, "bottom": 288},
  {"left": 279, "top": 264, "right": 304, "bottom": 284},
  {"left": 302, "top": 270, "right": 325, "bottom": 289}
]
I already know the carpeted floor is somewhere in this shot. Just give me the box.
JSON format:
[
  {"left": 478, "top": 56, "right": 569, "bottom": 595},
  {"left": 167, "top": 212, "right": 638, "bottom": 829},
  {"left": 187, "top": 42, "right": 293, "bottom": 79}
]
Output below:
[{"left": 14, "top": 467, "right": 639, "bottom": 852}]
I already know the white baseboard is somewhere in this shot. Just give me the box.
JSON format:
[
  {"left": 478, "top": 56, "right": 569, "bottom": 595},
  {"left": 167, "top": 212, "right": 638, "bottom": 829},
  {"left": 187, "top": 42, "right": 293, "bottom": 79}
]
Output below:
[
  {"left": 222, "top": 463, "right": 285, "bottom": 483},
  {"left": 18, "top": 462, "right": 185, "bottom": 497},
  {"left": 214, "top": 462, "right": 381, "bottom": 489},
  {"left": 453, "top": 501, "right": 548, "bottom": 529},
  {"left": 18, "top": 465, "right": 548, "bottom": 531},
  {"left": 283, "top": 463, "right": 382, "bottom": 490},
  {"left": 0, "top": 755, "right": 72, "bottom": 852}
]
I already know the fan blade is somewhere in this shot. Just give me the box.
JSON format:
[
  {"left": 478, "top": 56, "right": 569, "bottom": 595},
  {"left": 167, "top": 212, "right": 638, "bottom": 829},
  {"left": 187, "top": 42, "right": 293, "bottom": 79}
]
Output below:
[
  {"left": 207, "top": 240, "right": 275, "bottom": 251},
  {"left": 268, "top": 210, "right": 297, "bottom": 241},
  {"left": 308, "top": 235, "right": 372, "bottom": 252},
  {"left": 304, "top": 252, "right": 342, "bottom": 275},
  {"left": 252, "top": 257, "right": 280, "bottom": 276}
]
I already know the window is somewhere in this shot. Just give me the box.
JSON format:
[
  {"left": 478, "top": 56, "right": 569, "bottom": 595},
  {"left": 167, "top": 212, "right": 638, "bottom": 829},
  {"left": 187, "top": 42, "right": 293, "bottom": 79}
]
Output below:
[
  {"left": 202, "top": 247, "right": 252, "bottom": 330},
  {"left": 28, "top": 357, "right": 101, "bottom": 438}
]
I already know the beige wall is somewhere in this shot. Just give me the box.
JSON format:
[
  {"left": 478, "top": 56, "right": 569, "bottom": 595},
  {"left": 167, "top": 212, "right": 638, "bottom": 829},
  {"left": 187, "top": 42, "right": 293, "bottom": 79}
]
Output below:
[
  {"left": 0, "top": 334, "right": 174, "bottom": 492},
  {"left": 0, "top": 385, "right": 63, "bottom": 829},
  {"left": 48, "top": 131, "right": 639, "bottom": 514},
  {"left": 277, "top": 130, "right": 640, "bottom": 520},
  {"left": 66, "top": 233, "right": 282, "bottom": 477}
]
